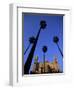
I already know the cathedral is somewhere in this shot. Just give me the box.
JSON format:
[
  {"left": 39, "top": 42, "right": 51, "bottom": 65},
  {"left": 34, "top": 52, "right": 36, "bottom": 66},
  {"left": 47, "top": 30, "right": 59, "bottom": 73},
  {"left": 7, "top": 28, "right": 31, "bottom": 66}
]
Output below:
[{"left": 30, "top": 57, "right": 62, "bottom": 74}]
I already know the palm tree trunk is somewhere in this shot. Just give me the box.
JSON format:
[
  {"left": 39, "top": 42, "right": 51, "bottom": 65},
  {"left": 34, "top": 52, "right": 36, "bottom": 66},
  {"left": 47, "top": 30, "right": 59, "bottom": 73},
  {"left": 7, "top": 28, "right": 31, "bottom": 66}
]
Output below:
[
  {"left": 24, "top": 28, "right": 41, "bottom": 74},
  {"left": 57, "top": 43, "right": 63, "bottom": 57},
  {"left": 24, "top": 43, "right": 30, "bottom": 55},
  {"left": 43, "top": 53, "right": 45, "bottom": 73}
]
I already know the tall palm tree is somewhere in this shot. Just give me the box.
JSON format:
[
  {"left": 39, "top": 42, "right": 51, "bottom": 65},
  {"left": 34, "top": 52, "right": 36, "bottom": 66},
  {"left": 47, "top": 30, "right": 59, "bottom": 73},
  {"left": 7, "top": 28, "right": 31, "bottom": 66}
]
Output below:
[
  {"left": 53, "top": 36, "right": 63, "bottom": 57},
  {"left": 24, "top": 20, "right": 47, "bottom": 74},
  {"left": 42, "top": 46, "right": 47, "bottom": 73},
  {"left": 24, "top": 36, "right": 35, "bottom": 55},
  {"left": 40, "top": 20, "right": 47, "bottom": 29}
]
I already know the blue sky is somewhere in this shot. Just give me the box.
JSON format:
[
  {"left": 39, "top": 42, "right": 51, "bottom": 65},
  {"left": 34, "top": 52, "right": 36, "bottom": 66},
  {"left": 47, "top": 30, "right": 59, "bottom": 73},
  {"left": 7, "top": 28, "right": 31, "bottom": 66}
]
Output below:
[{"left": 23, "top": 13, "right": 63, "bottom": 72}]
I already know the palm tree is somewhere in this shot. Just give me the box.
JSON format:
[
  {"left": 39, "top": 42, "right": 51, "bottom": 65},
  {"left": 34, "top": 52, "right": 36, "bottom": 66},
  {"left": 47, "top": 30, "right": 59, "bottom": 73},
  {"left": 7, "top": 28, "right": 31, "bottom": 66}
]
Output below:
[
  {"left": 42, "top": 46, "right": 48, "bottom": 73},
  {"left": 24, "top": 36, "right": 35, "bottom": 55},
  {"left": 53, "top": 36, "right": 63, "bottom": 57},
  {"left": 40, "top": 20, "right": 47, "bottom": 29},
  {"left": 24, "top": 20, "right": 47, "bottom": 74}
]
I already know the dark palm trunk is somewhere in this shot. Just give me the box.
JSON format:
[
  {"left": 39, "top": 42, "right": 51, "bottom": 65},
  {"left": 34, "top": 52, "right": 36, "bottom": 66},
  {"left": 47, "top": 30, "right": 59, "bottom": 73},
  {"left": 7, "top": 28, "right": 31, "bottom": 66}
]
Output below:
[
  {"left": 43, "top": 53, "right": 45, "bottom": 73},
  {"left": 53, "top": 36, "right": 63, "bottom": 58},
  {"left": 24, "top": 43, "right": 30, "bottom": 55},
  {"left": 42, "top": 46, "right": 47, "bottom": 73},
  {"left": 56, "top": 43, "right": 63, "bottom": 57},
  {"left": 24, "top": 28, "right": 41, "bottom": 74}
]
